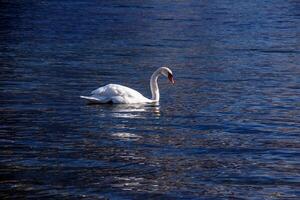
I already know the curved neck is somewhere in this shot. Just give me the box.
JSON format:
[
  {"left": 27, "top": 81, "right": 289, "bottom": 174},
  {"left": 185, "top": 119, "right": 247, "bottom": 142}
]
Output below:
[{"left": 150, "top": 69, "right": 161, "bottom": 102}]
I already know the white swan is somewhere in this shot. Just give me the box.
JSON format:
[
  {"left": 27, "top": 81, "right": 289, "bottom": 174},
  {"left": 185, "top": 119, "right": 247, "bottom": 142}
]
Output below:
[{"left": 80, "top": 67, "right": 175, "bottom": 104}]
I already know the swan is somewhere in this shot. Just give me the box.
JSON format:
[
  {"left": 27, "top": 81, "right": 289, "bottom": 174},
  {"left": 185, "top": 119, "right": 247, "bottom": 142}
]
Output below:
[{"left": 80, "top": 67, "right": 175, "bottom": 104}]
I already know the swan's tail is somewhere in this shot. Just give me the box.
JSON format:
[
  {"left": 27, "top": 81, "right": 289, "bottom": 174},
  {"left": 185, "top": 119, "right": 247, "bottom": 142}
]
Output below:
[{"left": 80, "top": 96, "right": 103, "bottom": 103}]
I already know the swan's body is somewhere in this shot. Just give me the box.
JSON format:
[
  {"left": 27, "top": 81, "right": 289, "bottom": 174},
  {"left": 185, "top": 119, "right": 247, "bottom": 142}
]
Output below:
[
  {"left": 80, "top": 67, "right": 174, "bottom": 104},
  {"left": 81, "top": 84, "right": 153, "bottom": 104}
]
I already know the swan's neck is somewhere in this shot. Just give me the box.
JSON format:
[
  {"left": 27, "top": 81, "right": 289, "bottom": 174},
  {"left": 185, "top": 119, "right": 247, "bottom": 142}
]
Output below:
[{"left": 150, "top": 70, "right": 160, "bottom": 102}]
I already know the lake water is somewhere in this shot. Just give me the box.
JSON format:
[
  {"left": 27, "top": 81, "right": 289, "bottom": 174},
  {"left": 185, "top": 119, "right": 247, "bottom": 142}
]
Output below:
[{"left": 1, "top": 1, "right": 300, "bottom": 199}]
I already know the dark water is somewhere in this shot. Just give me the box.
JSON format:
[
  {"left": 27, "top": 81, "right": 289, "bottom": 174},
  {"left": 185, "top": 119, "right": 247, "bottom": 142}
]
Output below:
[{"left": 1, "top": 1, "right": 300, "bottom": 199}]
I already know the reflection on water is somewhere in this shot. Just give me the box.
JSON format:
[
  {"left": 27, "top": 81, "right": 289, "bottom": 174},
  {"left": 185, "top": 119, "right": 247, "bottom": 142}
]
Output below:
[
  {"left": 112, "top": 132, "right": 142, "bottom": 141},
  {"left": 1, "top": 0, "right": 300, "bottom": 199},
  {"left": 108, "top": 104, "right": 160, "bottom": 119}
]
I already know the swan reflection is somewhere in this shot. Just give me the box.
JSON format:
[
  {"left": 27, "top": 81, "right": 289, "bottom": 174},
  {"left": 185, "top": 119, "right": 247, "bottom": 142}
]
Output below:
[
  {"left": 112, "top": 132, "right": 142, "bottom": 141},
  {"left": 104, "top": 103, "right": 161, "bottom": 119},
  {"left": 112, "top": 176, "right": 144, "bottom": 191}
]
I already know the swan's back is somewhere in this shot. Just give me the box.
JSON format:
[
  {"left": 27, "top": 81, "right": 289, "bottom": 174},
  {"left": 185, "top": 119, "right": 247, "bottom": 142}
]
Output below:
[{"left": 81, "top": 84, "right": 151, "bottom": 104}]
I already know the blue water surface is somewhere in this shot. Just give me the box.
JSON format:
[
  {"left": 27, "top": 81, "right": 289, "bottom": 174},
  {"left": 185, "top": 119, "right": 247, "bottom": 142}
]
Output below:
[{"left": 0, "top": 0, "right": 300, "bottom": 199}]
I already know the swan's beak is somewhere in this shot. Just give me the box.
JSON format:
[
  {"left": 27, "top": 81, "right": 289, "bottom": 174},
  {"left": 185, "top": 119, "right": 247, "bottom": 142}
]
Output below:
[{"left": 168, "top": 73, "right": 175, "bottom": 84}]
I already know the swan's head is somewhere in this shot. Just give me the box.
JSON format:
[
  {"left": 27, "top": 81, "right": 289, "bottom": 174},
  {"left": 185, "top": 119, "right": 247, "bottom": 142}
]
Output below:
[{"left": 160, "top": 67, "right": 175, "bottom": 84}]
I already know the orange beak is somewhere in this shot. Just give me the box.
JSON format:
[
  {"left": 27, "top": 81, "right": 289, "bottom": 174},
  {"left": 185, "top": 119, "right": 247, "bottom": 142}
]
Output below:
[{"left": 168, "top": 73, "right": 175, "bottom": 84}]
